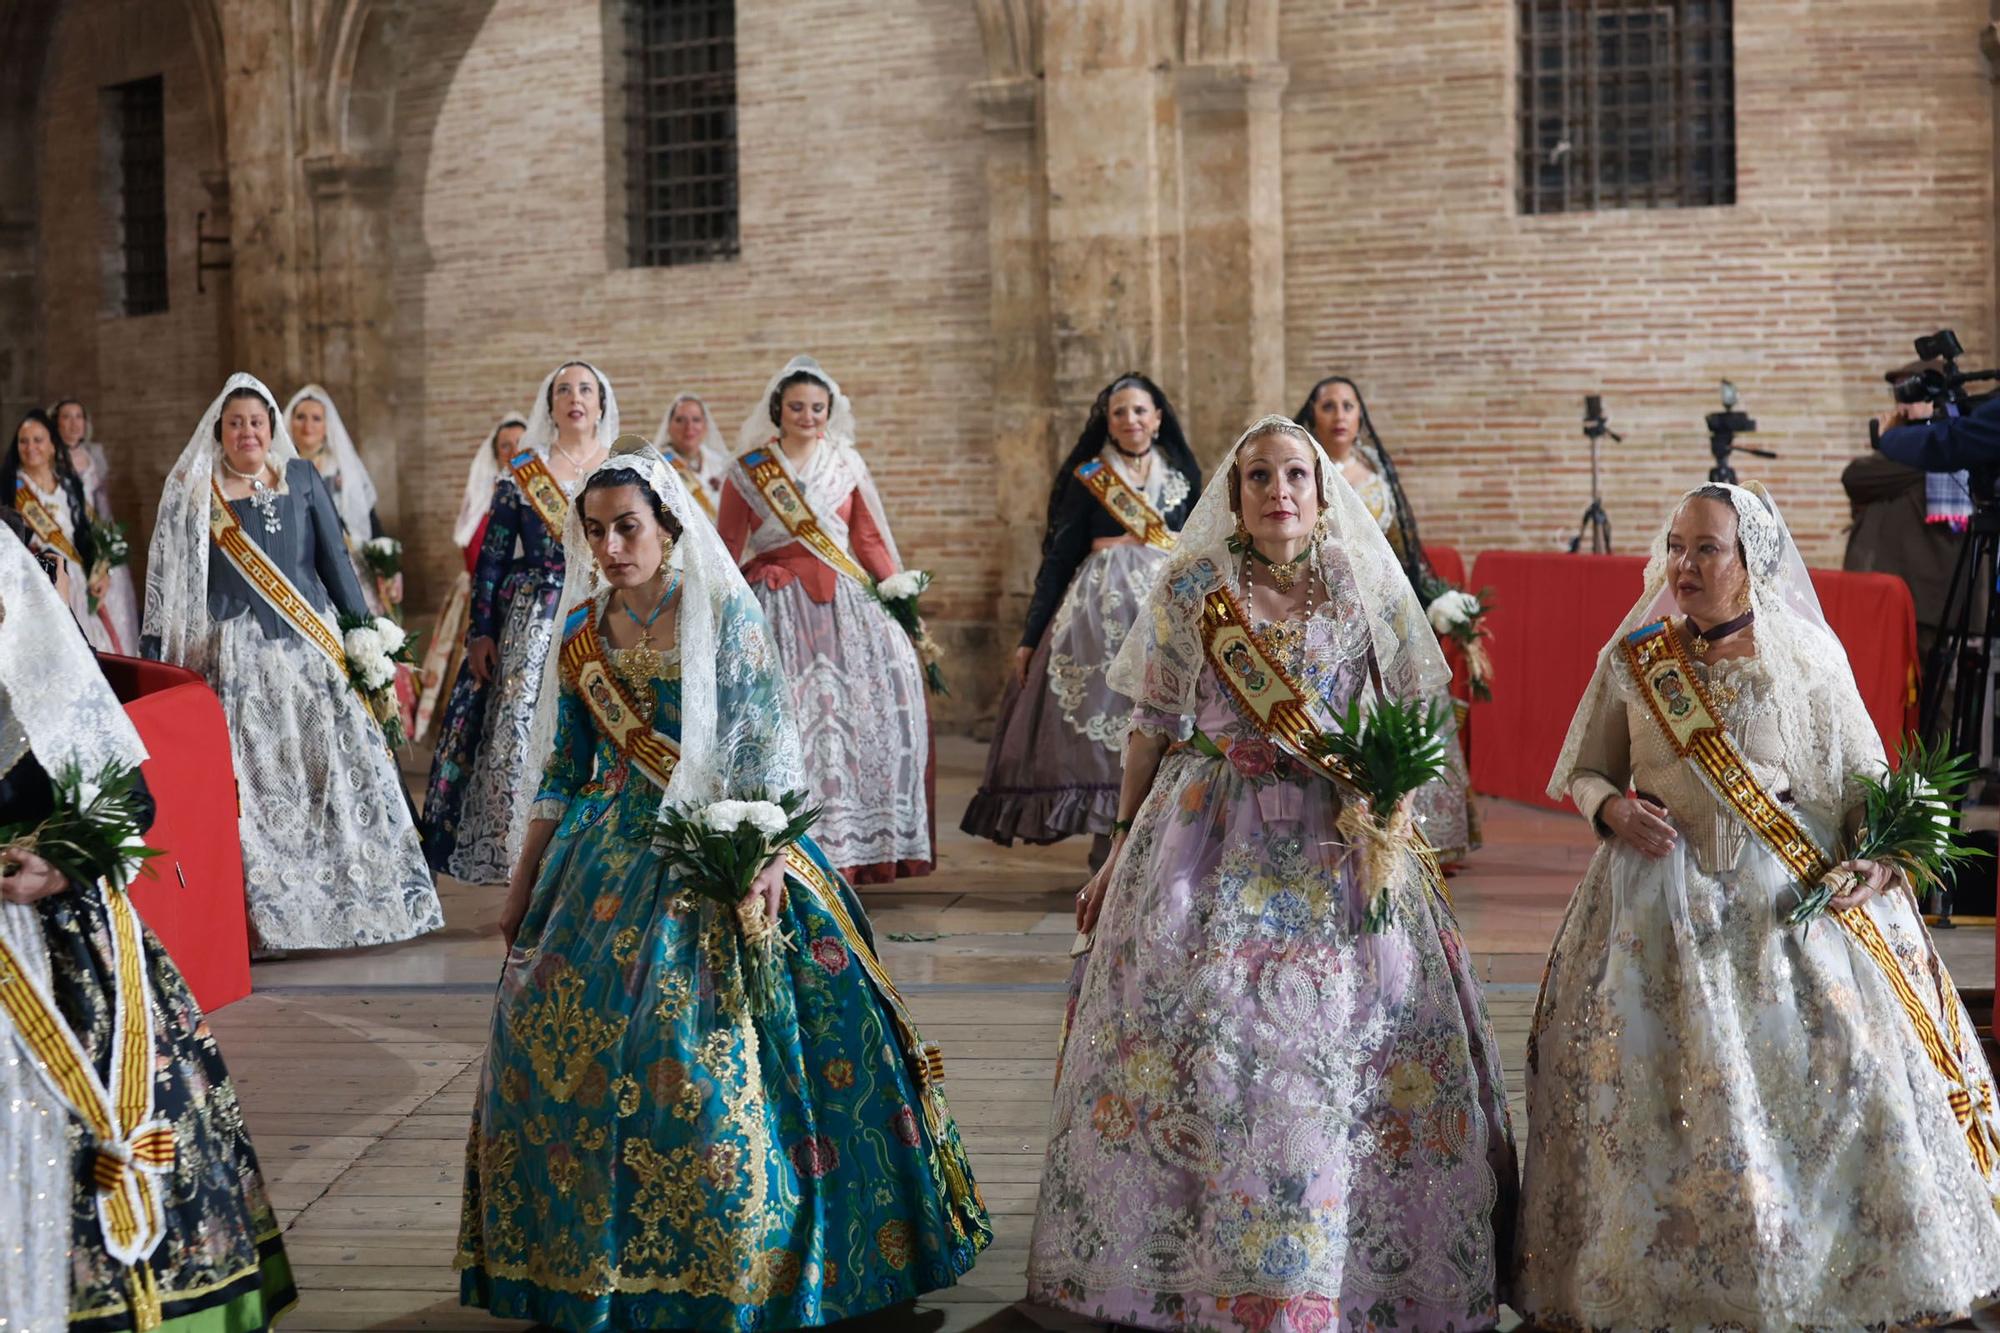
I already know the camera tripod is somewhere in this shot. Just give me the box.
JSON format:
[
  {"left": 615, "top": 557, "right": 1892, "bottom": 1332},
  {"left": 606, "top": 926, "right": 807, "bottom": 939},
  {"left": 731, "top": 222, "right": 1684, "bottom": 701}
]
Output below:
[
  {"left": 1570, "top": 400, "right": 1618, "bottom": 554},
  {"left": 1917, "top": 485, "right": 2000, "bottom": 928}
]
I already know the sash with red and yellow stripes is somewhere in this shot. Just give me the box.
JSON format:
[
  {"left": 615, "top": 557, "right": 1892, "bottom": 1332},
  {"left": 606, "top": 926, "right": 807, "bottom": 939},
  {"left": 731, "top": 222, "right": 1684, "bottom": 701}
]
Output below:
[
  {"left": 14, "top": 480, "right": 85, "bottom": 569},
  {"left": 1076, "top": 457, "right": 1176, "bottom": 551},
  {"left": 739, "top": 446, "right": 871, "bottom": 586},
  {"left": 208, "top": 479, "right": 347, "bottom": 673},
  {"left": 0, "top": 886, "right": 174, "bottom": 1280},
  {"left": 510, "top": 451, "right": 570, "bottom": 543},
  {"left": 1622, "top": 617, "right": 2000, "bottom": 1177},
  {"left": 668, "top": 451, "right": 719, "bottom": 523},
  {"left": 558, "top": 610, "right": 682, "bottom": 792}
]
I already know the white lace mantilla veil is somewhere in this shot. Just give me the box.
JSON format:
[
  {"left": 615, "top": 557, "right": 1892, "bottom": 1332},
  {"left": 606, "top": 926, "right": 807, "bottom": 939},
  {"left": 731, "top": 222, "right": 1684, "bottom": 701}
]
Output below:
[
  {"left": 515, "top": 360, "right": 622, "bottom": 472},
  {"left": 143, "top": 373, "right": 302, "bottom": 671},
  {"left": 517, "top": 437, "right": 805, "bottom": 859},
  {"left": 283, "top": 384, "right": 379, "bottom": 546},
  {"left": 452, "top": 412, "right": 529, "bottom": 550},
  {"left": 0, "top": 523, "right": 148, "bottom": 1327},
  {"left": 1548, "top": 481, "right": 1885, "bottom": 816},
  {"left": 731, "top": 354, "right": 903, "bottom": 569},
  {"left": 1108, "top": 413, "right": 1450, "bottom": 715},
  {"left": 654, "top": 391, "right": 731, "bottom": 478}
]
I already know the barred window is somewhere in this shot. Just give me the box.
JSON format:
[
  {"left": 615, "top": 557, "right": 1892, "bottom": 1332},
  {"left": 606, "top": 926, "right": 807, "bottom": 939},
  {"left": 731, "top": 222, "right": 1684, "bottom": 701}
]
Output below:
[
  {"left": 1517, "top": 0, "right": 1735, "bottom": 214},
  {"left": 109, "top": 75, "right": 168, "bottom": 315},
  {"left": 624, "top": 0, "right": 739, "bottom": 268}
]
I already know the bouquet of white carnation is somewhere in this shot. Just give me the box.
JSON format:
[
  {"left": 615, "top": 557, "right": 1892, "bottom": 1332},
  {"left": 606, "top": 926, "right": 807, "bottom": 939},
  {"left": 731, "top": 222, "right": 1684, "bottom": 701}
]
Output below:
[
  {"left": 339, "top": 612, "right": 418, "bottom": 748},
  {"left": 651, "top": 789, "right": 822, "bottom": 1013},
  {"left": 1422, "top": 583, "right": 1496, "bottom": 702},
  {"left": 872, "top": 569, "right": 948, "bottom": 695}
]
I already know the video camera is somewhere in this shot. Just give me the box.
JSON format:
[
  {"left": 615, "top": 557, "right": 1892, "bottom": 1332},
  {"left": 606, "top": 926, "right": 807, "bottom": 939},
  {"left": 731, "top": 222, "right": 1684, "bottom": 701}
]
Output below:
[
  {"left": 1887, "top": 329, "right": 1998, "bottom": 411},
  {"left": 1706, "top": 380, "right": 1774, "bottom": 484}
]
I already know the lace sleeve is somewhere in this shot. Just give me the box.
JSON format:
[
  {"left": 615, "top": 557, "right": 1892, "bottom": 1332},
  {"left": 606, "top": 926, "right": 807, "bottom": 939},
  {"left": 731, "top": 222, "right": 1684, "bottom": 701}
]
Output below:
[
  {"left": 1107, "top": 554, "right": 1218, "bottom": 720},
  {"left": 712, "top": 588, "right": 806, "bottom": 799}
]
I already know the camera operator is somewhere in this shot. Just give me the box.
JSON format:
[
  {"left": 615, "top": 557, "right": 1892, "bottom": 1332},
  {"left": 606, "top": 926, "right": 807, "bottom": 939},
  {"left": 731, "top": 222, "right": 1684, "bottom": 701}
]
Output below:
[{"left": 1875, "top": 393, "right": 2000, "bottom": 470}]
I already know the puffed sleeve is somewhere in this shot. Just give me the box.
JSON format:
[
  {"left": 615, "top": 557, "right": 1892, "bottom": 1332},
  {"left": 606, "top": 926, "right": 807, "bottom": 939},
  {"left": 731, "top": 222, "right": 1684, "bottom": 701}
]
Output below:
[
  {"left": 1020, "top": 478, "right": 1096, "bottom": 649},
  {"left": 1564, "top": 682, "right": 1632, "bottom": 836},
  {"left": 717, "top": 479, "right": 758, "bottom": 564},
  {"left": 469, "top": 478, "right": 521, "bottom": 641},
  {"left": 530, "top": 678, "right": 593, "bottom": 819},
  {"left": 297, "top": 462, "right": 371, "bottom": 619},
  {"left": 846, "top": 493, "right": 898, "bottom": 582}
]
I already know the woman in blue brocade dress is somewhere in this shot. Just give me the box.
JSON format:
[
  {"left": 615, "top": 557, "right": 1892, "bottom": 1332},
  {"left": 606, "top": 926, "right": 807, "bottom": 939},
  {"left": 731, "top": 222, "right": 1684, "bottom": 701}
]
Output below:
[
  {"left": 457, "top": 440, "right": 990, "bottom": 1332},
  {"left": 423, "top": 361, "right": 617, "bottom": 882}
]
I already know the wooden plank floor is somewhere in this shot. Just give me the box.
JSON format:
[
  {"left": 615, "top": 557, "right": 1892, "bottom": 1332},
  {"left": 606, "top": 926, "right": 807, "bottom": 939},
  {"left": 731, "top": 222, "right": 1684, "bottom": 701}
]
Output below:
[{"left": 215, "top": 737, "right": 1994, "bottom": 1330}]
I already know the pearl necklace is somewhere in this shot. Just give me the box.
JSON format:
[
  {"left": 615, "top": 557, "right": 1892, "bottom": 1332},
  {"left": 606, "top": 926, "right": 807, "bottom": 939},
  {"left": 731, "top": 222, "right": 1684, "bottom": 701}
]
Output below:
[
  {"left": 1243, "top": 544, "right": 1320, "bottom": 618},
  {"left": 551, "top": 437, "right": 603, "bottom": 481},
  {"left": 220, "top": 457, "right": 282, "bottom": 534}
]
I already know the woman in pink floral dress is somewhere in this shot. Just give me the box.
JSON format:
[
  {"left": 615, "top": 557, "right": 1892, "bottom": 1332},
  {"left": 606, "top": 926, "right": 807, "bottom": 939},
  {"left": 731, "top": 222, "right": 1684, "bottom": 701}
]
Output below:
[{"left": 1027, "top": 416, "right": 1516, "bottom": 1333}]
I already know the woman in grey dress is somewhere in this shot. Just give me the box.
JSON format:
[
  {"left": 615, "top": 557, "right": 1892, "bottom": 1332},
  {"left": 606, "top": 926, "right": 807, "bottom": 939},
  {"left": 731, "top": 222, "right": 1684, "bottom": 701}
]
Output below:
[{"left": 141, "top": 373, "right": 441, "bottom": 951}]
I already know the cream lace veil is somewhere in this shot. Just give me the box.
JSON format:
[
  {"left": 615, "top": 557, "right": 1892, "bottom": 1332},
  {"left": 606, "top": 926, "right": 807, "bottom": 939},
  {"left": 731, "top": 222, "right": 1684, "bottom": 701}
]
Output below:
[
  {"left": 1548, "top": 481, "right": 1883, "bottom": 815},
  {"left": 516, "top": 438, "right": 804, "bottom": 860},
  {"left": 283, "top": 385, "right": 378, "bottom": 546},
  {"left": 655, "top": 392, "right": 731, "bottom": 477},
  {"left": 1107, "top": 414, "right": 1450, "bottom": 716},
  {"left": 731, "top": 354, "right": 902, "bottom": 568},
  {"left": 452, "top": 412, "right": 529, "bottom": 551}
]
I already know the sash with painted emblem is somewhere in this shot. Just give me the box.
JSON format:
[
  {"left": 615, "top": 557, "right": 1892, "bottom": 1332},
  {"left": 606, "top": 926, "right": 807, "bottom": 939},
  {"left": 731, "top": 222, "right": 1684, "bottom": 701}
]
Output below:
[
  {"left": 13, "top": 480, "right": 85, "bottom": 569},
  {"left": 667, "top": 451, "right": 719, "bottom": 523},
  {"left": 739, "top": 446, "right": 871, "bottom": 586},
  {"left": 1622, "top": 615, "right": 2000, "bottom": 1176},
  {"left": 509, "top": 450, "right": 570, "bottom": 543},
  {"left": 1197, "top": 584, "right": 1356, "bottom": 791},
  {"left": 1075, "top": 457, "right": 1176, "bottom": 550},
  {"left": 208, "top": 478, "right": 347, "bottom": 674},
  {"left": 558, "top": 609, "right": 682, "bottom": 793}
]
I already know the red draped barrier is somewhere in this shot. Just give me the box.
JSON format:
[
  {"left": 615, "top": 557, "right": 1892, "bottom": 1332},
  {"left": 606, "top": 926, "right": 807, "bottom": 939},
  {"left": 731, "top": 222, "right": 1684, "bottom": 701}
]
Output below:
[
  {"left": 1424, "top": 544, "right": 1466, "bottom": 590},
  {"left": 1466, "top": 552, "right": 1919, "bottom": 812},
  {"left": 95, "top": 655, "right": 252, "bottom": 1011}
]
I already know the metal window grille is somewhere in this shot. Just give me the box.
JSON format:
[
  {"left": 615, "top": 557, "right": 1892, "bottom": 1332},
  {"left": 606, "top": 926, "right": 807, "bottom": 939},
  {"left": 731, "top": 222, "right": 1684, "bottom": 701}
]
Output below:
[
  {"left": 625, "top": 0, "right": 739, "bottom": 267},
  {"left": 1517, "top": 0, "right": 1735, "bottom": 214},
  {"left": 113, "top": 75, "right": 169, "bottom": 314}
]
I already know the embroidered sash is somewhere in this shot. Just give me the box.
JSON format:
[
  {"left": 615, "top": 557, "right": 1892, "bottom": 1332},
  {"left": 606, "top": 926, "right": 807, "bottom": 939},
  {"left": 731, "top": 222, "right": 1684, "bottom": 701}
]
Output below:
[
  {"left": 1075, "top": 458, "right": 1176, "bottom": 550},
  {"left": 0, "top": 888, "right": 174, "bottom": 1272},
  {"left": 558, "top": 611, "right": 682, "bottom": 792},
  {"left": 509, "top": 451, "right": 569, "bottom": 542},
  {"left": 668, "top": 451, "right": 719, "bottom": 522},
  {"left": 14, "top": 481, "right": 85, "bottom": 569},
  {"left": 1622, "top": 617, "right": 2000, "bottom": 1177},
  {"left": 740, "top": 447, "right": 871, "bottom": 586},
  {"left": 208, "top": 479, "right": 347, "bottom": 673},
  {"left": 1197, "top": 586, "right": 1356, "bottom": 790}
]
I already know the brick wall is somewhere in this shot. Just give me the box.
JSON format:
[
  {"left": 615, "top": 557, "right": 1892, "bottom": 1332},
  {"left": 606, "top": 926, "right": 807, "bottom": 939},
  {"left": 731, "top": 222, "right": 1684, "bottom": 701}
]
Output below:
[
  {"left": 1279, "top": 0, "right": 1998, "bottom": 567},
  {"left": 388, "top": 0, "right": 1001, "bottom": 716},
  {"left": 35, "top": 0, "right": 228, "bottom": 558}
]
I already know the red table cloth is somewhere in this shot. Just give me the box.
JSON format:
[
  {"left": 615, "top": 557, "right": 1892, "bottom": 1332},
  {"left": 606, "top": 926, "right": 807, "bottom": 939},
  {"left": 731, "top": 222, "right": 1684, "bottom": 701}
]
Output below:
[
  {"left": 1466, "top": 552, "right": 1918, "bottom": 813},
  {"left": 94, "top": 655, "right": 252, "bottom": 1011}
]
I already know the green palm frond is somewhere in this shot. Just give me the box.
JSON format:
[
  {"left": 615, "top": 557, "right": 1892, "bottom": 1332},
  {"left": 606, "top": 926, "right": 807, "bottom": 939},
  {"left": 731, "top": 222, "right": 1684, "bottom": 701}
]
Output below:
[{"left": 1305, "top": 696, "right": 1450, "bottom": 814}]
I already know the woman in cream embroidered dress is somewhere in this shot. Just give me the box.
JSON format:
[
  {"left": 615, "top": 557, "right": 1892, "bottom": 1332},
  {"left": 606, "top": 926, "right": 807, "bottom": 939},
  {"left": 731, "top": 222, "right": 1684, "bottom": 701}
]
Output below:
[
  {"left": 414, "top": 412, "right": 528, "bottom": 743},
  {"left": 51, "top": 396, "right": 141, "bottom": 649},
  {"left": 2, "top": 409, "right": 117, "bottom": 651},
  {"left": 457, "top": 442, "right": 990, "bottom": 1330},
  {"left": 718, "top": 355, "right": 933, "bottom": 883},
  {"left": 963, "top": 373, "right": 1200, "bottom": 860},
  {"left": 422, "top": 362, "right": 617, "bottom": 882},
  {"left": 1028, "top": 416, "right": 1516, "bottom": 1333},
  {"left": 285, "top": 384, "right": 394, "bottom": 615},
  {"left": 1514, "top": 482, "right": 2000, "bottom": 1329},
  {"left": 140, "top": 373, "right": 441, "bottom": 951},
  {"left": 1297, "top": 376, "right": 1475, "bottom": 861}
]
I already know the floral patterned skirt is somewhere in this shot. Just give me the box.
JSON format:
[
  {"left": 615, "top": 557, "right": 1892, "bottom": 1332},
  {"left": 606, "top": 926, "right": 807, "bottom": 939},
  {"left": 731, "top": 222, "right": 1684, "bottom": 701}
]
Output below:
[
  {"left": 1515, "top": 823, "right": 2000, "bottom": 1329},
  {"left": 1027, "top": 748, "right": 1517, "bottom": 1333},
  {"left": 962, "top": 544, "right": 1163, "bottom": 846},
  {"left": 457, "top": 801, "right": 991, "bottom": 1331}
]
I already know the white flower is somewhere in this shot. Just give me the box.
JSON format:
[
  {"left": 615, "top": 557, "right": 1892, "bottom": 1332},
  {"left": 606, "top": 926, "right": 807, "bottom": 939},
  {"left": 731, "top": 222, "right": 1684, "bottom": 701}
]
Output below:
[
  {"left": 109, "top": 832, "right": 147, "bottom": 889},
  {"left": 371, "top": 616, "right": 407, "bottom": 656},
  {"left": 1426, "top": 589, "right": 1482, "bottom": 634},
  {"left": 877, "top": 570, "right": 930, "bottom": 602},
  {"left": 740, "top": 801, "right": 788, "bottom": 837},
  {"left": 702, "top": 799, "right": 750, "bottom": 832},
  {"left": 364, "top": 536, "right": 401, "bottom": 557},
  {"left": 344, "top": 624, "right": 384, "bottom": 663},
  {"left": 76, "top": 780, "right": 103, "bottom": 809}
]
